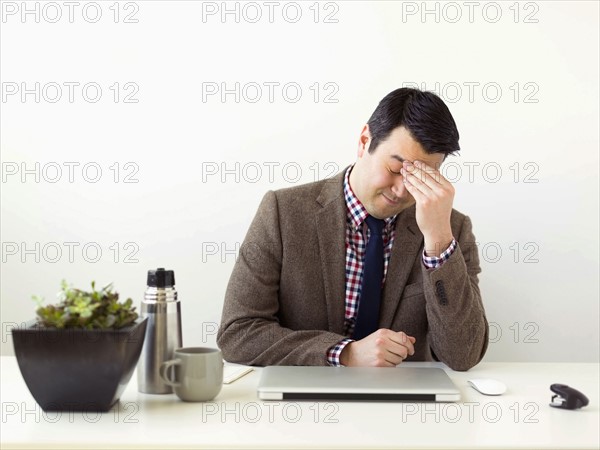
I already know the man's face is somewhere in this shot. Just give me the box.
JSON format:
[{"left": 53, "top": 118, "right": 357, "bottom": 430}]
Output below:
[{"left": 349, "top": 125, "right": 445, "bottom": 219}]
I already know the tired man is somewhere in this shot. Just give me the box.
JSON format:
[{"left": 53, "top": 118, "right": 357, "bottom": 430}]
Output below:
[{"left": 217, "top": 87, "right": 488, "bottom": 371}]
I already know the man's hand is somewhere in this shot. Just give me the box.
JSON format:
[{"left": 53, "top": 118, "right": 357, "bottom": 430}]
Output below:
[
  {"left": 402, "top": 160, "right": 455, "bottom": 257},
  {"left": 339, "top": 329, "right": 416, "bottom": 367}
]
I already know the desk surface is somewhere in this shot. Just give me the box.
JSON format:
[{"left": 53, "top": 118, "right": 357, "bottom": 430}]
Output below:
[{"left": 1, "top": 357, "right": 598, "bottom": 449}]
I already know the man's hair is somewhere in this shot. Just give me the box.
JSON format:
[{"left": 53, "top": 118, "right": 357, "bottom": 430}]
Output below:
[{"left": 366, "top": 88, "right": 460, "bottom": 157}]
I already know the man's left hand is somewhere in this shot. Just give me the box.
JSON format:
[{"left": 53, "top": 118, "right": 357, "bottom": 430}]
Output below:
[{"left": 401, "top": 160, "right": 454, "bottom": 257}]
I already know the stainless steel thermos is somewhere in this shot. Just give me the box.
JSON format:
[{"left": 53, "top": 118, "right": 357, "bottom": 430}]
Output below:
[{"left": 137, "top": 268, "right": 183, "bottom": 394}]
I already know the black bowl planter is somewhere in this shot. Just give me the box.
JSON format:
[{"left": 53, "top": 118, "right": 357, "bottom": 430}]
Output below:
[{"left": 12, "top": 317, "right": 148, "bottom": 412}]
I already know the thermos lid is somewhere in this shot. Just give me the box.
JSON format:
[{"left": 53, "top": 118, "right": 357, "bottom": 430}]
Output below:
[{"left": 147, "top": 268, "right": 175, "bottom": 288}]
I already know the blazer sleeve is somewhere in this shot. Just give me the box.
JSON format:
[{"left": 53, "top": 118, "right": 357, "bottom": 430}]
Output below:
[
  {"left": 422, "top": 215, "right": 489, "bottom": 371},
  {"left": 216, "top": 190, "right": 345, "bottom": 366}
]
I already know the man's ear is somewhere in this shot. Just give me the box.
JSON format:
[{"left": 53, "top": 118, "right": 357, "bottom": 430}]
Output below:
[{"left": 358, "top": 124, "right": 371, "bottom": 157}]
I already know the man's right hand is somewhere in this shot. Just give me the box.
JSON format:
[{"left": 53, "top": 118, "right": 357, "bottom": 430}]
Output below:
[{"left": 339, "top": 329, "right": 416, "bottom": 367}]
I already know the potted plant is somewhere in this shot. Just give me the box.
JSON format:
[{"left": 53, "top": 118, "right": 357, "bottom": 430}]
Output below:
[{"left": 12, "top": 280, "right": 147, "bottom": 412}]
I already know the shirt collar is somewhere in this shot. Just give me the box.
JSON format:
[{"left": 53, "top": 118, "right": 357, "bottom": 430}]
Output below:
[{"left": 344, "top": 165, "right": 398, "bottom": 233}]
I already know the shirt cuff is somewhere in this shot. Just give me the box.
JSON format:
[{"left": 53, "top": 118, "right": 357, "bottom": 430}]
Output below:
[
  {"left": 326, "top": 338, "right": 354, "bottom": 366},
  {"left": 422, "top": 238, "right": 457, "bottom": 269}
]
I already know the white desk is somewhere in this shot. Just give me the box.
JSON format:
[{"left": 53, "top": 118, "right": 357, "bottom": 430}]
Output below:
[{"left": 1, "top": 357, "right": 598, "bottom": 449}]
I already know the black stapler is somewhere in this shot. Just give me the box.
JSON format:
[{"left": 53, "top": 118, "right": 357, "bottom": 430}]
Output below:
[{"left": 549, "top": 384, "right": 589, "bottom": 410}]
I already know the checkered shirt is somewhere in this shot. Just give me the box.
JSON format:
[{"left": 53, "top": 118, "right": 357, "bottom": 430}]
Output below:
[{"left": 326, "top": 166, "right": 457, "bottom": 366}]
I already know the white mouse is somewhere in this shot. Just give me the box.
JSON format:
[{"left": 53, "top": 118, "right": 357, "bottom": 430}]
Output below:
[{"left": 468, "top": 378, "right": 507, "bottom": 396}]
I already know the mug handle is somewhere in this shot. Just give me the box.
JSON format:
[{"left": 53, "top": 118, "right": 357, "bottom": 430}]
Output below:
[{"left": 159, "top": 359, "right": 182, "bottom": 387}]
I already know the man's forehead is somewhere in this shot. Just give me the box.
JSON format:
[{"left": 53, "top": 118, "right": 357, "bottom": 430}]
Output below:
[
  {"left": 389, "top": 152, "right": 444, "bottom": 166},
  {"left": 374, "top": 126, "right": 445, "bottom": 166}
]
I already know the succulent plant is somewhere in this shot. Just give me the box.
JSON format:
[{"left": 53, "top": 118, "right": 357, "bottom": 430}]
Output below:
[{"left": 33, "top": 280, "right": 138, "bottom": 329}]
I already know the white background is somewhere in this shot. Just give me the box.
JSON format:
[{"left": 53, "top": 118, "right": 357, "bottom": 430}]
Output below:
[{"left": 1, "top": 1, "right": 598, "bottom": 361}]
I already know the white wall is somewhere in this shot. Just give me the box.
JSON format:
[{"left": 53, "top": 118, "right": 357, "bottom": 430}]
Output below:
[{"left": 1, "top": 1, "right": 598, "bottom": 362}]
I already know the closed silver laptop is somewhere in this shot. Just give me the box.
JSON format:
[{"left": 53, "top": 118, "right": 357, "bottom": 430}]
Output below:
[{"left": 258, "top": 366, "right": 460, "bottom": 402}]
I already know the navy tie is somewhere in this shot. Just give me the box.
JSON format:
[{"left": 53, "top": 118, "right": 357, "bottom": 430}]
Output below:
[{"left": 352, "top": 216, "right": 385, "bottom": 340}]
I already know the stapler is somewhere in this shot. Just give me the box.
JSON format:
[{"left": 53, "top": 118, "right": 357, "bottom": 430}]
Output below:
[{"left": 549, "top": 384, "right": 589, "bottom": 410}]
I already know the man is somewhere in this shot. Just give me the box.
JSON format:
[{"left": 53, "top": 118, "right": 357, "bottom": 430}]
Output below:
[{"left": 217, "top": 87, "right": 488, "bottom": 371}]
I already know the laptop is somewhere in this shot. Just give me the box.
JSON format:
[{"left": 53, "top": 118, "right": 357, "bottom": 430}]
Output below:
[{"left": 257, "top": 366, "right": 460, "bottom": 402}]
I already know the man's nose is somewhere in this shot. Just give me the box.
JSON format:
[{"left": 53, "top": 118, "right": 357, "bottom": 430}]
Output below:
[{"left": 391, "top": 177, "right": 407, "bottom": 198}]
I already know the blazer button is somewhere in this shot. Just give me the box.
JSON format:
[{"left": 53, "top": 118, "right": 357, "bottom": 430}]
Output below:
[{"left": 435, "top": 280, "right": 448, "bottom": 306}]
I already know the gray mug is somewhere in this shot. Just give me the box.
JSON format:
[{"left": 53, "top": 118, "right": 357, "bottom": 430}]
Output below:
[{"left": 159, "top": 347, "right": 223, "bottom": 402}]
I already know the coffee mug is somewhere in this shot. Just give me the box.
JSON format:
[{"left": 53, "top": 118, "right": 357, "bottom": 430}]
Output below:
[{"left": 159, "top": 347, "right": 223, "bottom": 402}]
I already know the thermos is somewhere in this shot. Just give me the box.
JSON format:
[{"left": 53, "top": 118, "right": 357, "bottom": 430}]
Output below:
[{"left": 137, "top": 268, "right": 183, "bottom": 394}]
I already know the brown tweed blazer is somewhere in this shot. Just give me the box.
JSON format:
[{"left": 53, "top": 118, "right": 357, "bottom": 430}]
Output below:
[{"left": 217, "top": 169, "right": 489, "bottom": 371}]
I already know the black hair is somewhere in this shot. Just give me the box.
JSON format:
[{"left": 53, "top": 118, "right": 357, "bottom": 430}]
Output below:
[{"left": 366, "top": 88, "right": 460, "bottom": 157}]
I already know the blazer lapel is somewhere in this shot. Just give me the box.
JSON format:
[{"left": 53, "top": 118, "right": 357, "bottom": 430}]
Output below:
[
  {"left": 380, "top": 206, "right": 424, "bottom": 329},
  {"left": 315, "top": 172, "right": 347, "bottom": 335}
]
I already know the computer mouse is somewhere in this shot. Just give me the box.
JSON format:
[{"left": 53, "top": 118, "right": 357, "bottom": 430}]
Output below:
[{"left": 467, "top": 378, "right": 507, "bottom": 396}]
